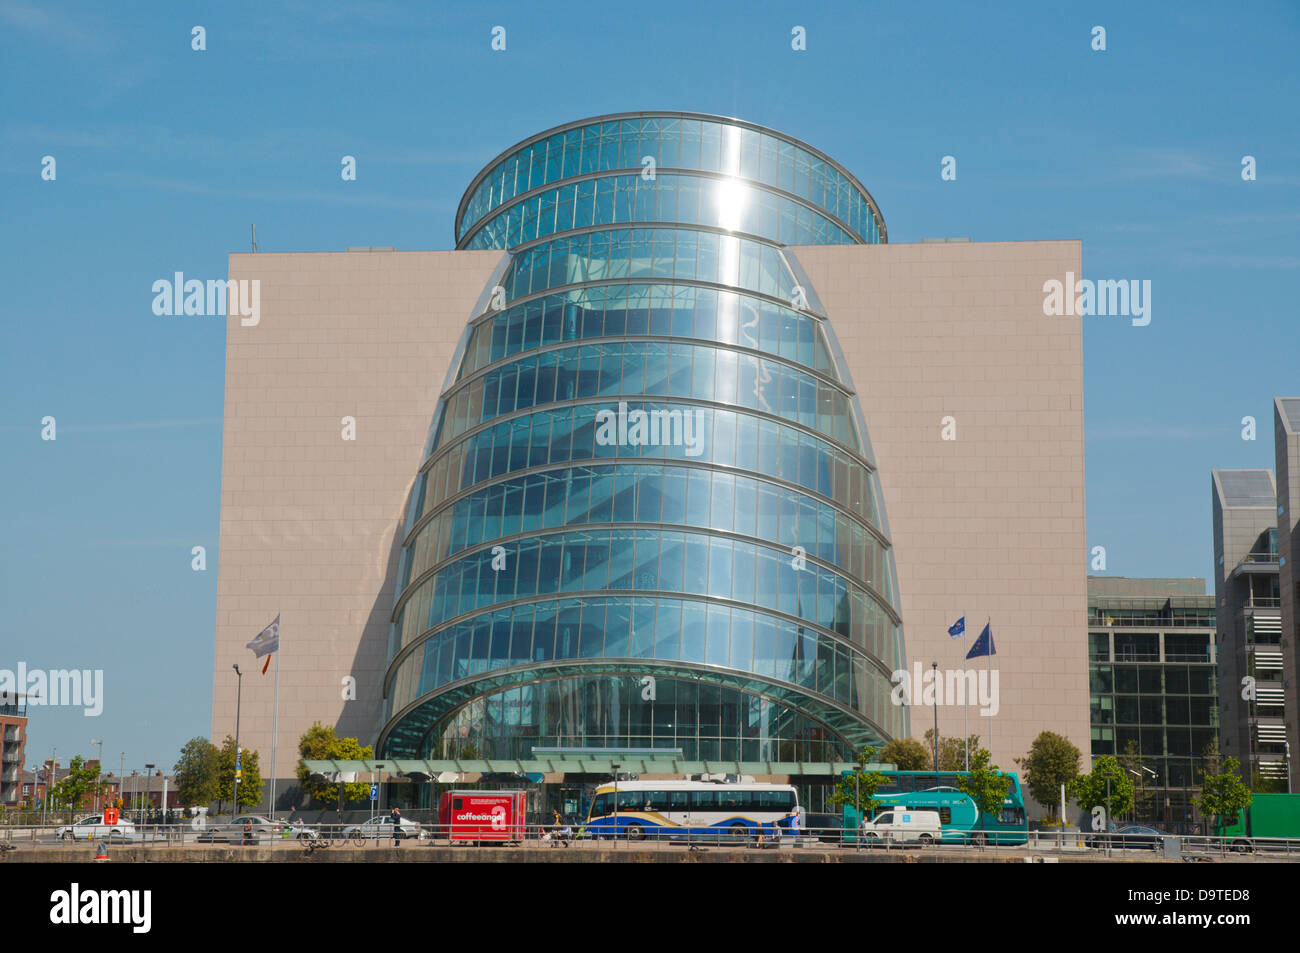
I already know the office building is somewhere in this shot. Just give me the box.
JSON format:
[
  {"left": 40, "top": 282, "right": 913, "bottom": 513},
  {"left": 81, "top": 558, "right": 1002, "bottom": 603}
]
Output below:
[
  {"left": 1212, "top": 469, "right": 1285, "bottom": 783},
  {"left": 1087, "top": 576, "right": 1218, "bottom": 826},
  {"left": 212, "top": 113, "right": 1087, "bottom": 799}
]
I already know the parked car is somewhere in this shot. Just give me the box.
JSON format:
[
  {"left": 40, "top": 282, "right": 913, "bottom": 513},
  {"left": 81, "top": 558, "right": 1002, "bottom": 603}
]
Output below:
[
  {"left": 343, "top": 816, "right": 426, "bottom": 842},
  {"left": 282, "top": 819, "right": 322, "bottom": 841},
  {"left": 860, "top": 808, "right": 942, "bottom": 845},
  {"left": 1085, "top": 825, "right": 1165, "bottom": 850},
  {"left": 196, "top": 814, "right": 313, "bottom": 843},
  {"left": 802, "top": 812, "right": 845, "bottom": 842},
  {"left": 56, "top": 814, "right": 138, "bottom": 842}
]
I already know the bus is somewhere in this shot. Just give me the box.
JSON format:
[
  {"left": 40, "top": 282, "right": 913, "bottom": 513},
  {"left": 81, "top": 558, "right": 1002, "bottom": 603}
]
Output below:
[
  {"left": 841, "top": 769, "right": 1029, "bottom": 845},
  {"left": 584, "top": 779, "right": 799, "bottom": 841}
]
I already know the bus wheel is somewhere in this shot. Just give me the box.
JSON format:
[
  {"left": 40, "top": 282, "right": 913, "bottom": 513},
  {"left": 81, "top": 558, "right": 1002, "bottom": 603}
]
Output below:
[
  {"left": 919, "top": 833, "right": 934, "bottom": 846},
  {"left": 1231, "top": 840, "right": 1252, "bottom": 854},
  {"left": 730, "top": 823, "right": 750, "bottom": 843},
  {"left": 625, "top": 823, "right": 645, "bottom": 841},
  {"left": 969, "top": 833, "right": 986, "bottom": 847}
]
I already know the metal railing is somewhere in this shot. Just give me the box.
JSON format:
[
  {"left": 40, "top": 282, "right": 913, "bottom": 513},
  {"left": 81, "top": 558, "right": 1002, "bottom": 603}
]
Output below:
[{"left": 4, "top": 820, "right": 1297, "bottom": 859}]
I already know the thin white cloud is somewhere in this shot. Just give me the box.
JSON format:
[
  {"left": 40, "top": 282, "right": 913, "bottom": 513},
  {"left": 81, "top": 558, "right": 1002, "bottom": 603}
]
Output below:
[
  {"left": 61, "top": 418, "right": 223, "bottom": 433},
  {"left": 0, "top": 0, "right": 107, "bottom": 52},
  {"left": 97, "top": 172, "right": 454, "bottom": 212},
  {"left": 1089, "top": 422, "right": 1229, "bottom": 440}
]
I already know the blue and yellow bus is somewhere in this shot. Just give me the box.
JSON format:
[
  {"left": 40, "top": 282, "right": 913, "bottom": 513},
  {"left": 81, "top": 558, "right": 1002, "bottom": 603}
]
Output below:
[
  {"left": 585, "top": 779, "right": 799, "bottom": 840},
  {"left": 841, "top": 770, "right": 1029, "bottom": 845}
]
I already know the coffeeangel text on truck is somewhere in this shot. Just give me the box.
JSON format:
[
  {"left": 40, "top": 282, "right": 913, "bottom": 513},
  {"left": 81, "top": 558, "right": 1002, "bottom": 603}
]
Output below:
[{"left": 439, "top": 790, "right": 527, "bottom": 844}]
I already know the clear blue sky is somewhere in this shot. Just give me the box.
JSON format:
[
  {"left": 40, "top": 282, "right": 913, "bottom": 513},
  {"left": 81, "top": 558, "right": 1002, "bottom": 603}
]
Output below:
[{"left": 2, "top": 0, "right": 1297, "bottom": 776}]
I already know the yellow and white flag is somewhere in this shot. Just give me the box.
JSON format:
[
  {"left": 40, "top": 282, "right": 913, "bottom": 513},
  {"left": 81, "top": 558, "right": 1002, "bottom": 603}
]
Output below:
[{"left": 245, "top": 615, "right": 280, "bottom": 674}]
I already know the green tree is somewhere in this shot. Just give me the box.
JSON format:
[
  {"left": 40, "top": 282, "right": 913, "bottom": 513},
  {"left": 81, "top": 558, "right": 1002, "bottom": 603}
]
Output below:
[
  {"left": 1068, "top": 755, "right": 1133, "bottom": 828},
  {"left": 922, "top": 729, "right": 982, "bottom": 771},
  {"left": 1116, "top": 740, "right": 1157, "bottom": 822},
  {"left": 296, "top": 723, "right": 374, "bottom": 807},
  {"left": 50, "top": 756, "right": 100, "bottom": 812},
  {"left": 1015, "top": 731, "right": 1081, "bottom": 819},
  {"left": 214, "top": 735, "right": 263, "bottom": 810},
  {"left": 955, "top": 748, "right": 1014, "bottom": 842},
  {"left": 879, "top": 737, "right": 929, "bottom": 771},
  {"left": 1195, "top": 756, "right": 1252, "bottom": 835},
  {"left": 828, "top": 746, "right": 887, "bottom": 827},
  {"left": 173, "top": 737, "right": 221, "bottom": 808}
]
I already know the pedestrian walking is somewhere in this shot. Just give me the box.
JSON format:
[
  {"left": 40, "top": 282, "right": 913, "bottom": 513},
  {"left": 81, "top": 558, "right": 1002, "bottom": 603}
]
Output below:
[{"left": 390, "top": 807, "right": 402, "bottom": 847}]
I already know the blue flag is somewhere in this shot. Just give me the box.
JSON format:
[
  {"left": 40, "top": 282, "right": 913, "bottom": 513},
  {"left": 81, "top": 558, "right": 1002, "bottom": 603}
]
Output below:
[
  {"left": 947, "top": 616, "right": 966, "bottom": 639},
  {"left": 965, "top": 622, "right": 996, "bottom": 659}
]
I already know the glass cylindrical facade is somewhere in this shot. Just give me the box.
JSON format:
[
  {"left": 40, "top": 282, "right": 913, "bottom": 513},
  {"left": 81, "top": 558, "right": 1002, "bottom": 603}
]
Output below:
[{"left": 380, "top": 112, "right": 900, "bottom": 763}]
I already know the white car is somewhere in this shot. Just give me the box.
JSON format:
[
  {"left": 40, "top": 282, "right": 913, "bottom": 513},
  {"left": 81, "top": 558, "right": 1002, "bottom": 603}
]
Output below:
[
  {"left": 860, "top": 808, "right": 942, "bottom": 845},
  {"left": 343, "top": 816, "right": 426, "bottom": 841},
  {"left": 56, "top": 814, "right": 138, "bottom": 842}
]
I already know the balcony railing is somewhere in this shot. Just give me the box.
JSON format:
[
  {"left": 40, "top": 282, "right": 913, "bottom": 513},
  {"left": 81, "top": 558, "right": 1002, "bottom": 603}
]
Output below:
[{"left": 1088, "top": 615, "right": 1216, "bottom": 628}]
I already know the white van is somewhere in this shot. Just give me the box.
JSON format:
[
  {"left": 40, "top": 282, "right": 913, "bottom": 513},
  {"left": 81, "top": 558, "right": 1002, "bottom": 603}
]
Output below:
[{"left": 860, "top": 808, "right": 942, "bottom": 845}]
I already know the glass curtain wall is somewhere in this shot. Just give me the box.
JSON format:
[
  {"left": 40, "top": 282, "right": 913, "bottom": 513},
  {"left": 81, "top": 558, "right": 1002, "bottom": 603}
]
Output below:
[{"left": 381, "top": 113, "right": 898, "bottom": 763}]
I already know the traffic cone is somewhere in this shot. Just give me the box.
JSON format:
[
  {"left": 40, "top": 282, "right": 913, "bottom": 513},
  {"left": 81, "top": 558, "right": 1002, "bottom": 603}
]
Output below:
[{"left": 94, "top": 841, "right": 109, "bottom": 862}]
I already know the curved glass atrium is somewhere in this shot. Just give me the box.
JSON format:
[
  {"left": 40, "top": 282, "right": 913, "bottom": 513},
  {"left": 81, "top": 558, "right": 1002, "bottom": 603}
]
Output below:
[{"left": 380, "top": 112, "right": 903, "bottom": 764}]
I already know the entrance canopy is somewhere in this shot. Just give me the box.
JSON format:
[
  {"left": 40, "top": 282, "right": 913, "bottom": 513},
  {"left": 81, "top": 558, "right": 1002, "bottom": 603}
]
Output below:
[{"left": 301, "top": 756, "right": 895, "bottom": 780}]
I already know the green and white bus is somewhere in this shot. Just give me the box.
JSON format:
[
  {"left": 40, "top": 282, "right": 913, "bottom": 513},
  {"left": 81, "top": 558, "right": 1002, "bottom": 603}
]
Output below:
[{"left": 841, "top": 769, "right": 1029, "bottom": 845}]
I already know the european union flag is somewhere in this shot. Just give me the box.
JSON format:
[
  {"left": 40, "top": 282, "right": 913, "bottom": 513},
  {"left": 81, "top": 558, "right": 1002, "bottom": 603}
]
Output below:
[
  {"left": 947, "top": 616, "right": 966, "bottom": 638},
  {"left": 965, "top": 622, "right": 996, "bottom": 659}
]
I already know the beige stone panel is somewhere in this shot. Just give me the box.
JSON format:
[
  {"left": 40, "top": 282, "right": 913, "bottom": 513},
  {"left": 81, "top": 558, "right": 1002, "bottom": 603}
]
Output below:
[
  {"left": 791, "top": 241, "right": 1089, "bottom": 774},
  {"left": 212, "top": 250, "right": 502, "bottom": 779}
]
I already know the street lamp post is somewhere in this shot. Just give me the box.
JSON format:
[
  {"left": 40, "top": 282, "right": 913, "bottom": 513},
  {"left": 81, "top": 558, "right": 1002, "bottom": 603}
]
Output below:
[
  {"left": 931, "top": 661, "right": 939, "bottom": 773},
  {"left": 90, "top": 739, "right": 103, "bottom": 812},
  {"left": 232, "top": 664, "right": 243, "bottom": 816},
  {"left": 1126, "top": 769, "right": 1141, "bottom": 824},
  {"left": 611, "top": 762, "right": 620, "bottom": 848},
  {"left": 1105, "top": 771, "right": 1113, "bottom": 857},
  {"left": 144, "top": 763, "right": 155, "bottom": 828},
  {"left": 854, "top": 765, "right": 861, "bottom": 852}
]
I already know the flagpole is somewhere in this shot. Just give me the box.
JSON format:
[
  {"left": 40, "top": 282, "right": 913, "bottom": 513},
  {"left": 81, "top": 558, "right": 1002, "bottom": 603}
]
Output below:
[
  {"left": 270, "top": 618, "right": 280, "bottom": 820},
  {"left": 963, "top": 609, "right": 968, "bottom": 772},
  {"left": 986, "top": 616, "right": 993, "bottom": 763}
]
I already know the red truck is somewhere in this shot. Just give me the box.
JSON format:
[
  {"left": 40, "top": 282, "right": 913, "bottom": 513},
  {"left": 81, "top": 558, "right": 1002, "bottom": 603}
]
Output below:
[{"left": 438, "top": 790, "right": 527, "bottom": 845}]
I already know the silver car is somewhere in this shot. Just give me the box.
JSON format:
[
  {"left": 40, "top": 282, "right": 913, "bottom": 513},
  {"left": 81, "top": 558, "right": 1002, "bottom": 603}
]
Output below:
[
  {"left": 197, "top": 814, "right": 316, "bottom": 843},
  {"left": 56, "top": 814, "right": 138, "bottom": 842},
  {"left": 343, "top": 816, "right": 426, "bottom": 843}
]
